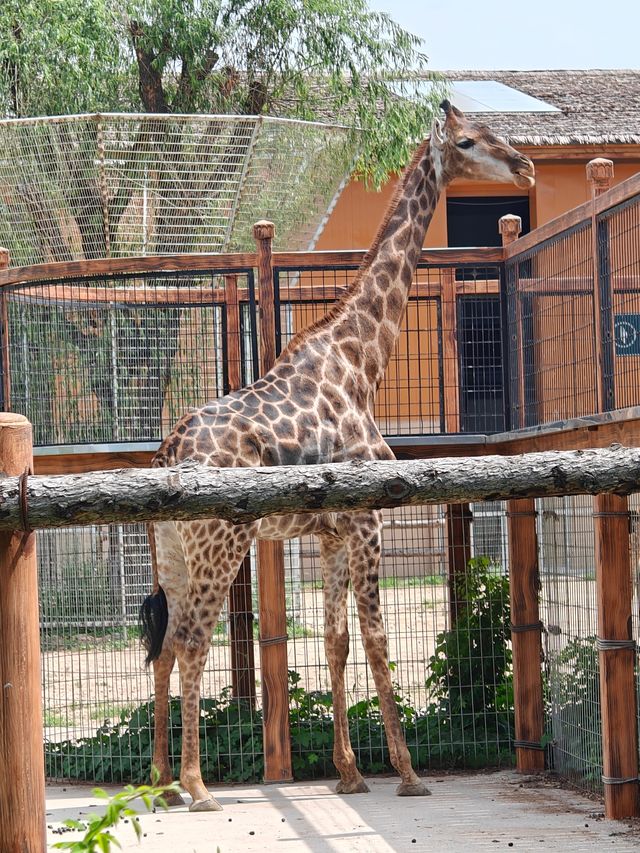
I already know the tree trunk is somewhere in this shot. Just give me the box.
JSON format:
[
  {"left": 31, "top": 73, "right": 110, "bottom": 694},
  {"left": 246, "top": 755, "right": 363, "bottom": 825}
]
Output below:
[{"left": 3, "top": 446, "right": 640, "bottom": 531}]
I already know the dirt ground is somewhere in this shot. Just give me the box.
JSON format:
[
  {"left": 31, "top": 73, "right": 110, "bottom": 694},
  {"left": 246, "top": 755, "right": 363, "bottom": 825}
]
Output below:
[{"left": 43, "top": 585, "right": 447, "bottom": 737}]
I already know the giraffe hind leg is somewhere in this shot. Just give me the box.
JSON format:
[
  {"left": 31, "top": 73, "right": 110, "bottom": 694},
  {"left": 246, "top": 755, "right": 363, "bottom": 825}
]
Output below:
[
  {"left": 142, "top": 521, "right": 189, "bottom": 805},
  {"left": 342, "top": 512, "right": 431, "bottom": 797}
]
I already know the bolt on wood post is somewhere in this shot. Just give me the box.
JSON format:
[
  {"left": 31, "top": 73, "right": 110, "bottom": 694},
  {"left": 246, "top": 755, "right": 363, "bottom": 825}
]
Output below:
[
  {"left": 0, "top": 414, "right": 46, "bottom": 851},
  {"left": 253, "top": 221, "right": 293, "bottom": 782},
  {"left": 499, "top": 215, "right": 523, "bottom": 427},
  {"left": 593, "top": 493, "right": 640, "bottom": 819},
  {"left": 506, "top": 498, "right": 544, "bottom": 772},
  {"left": 225, "top": 274, "right": 256, "bottom": 708},
  {"left": 587, "top": 159, "right": 615, "bottom": 413}
]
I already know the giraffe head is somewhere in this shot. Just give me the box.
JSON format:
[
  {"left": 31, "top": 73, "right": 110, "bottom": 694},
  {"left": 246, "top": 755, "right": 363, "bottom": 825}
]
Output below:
[{"left": 432, "top": 100, "right": 535, "bottom": 188}]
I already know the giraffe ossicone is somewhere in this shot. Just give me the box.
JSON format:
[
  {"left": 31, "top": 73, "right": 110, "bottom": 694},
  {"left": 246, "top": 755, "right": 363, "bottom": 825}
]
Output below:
[{"left": 139, "top": 100, "right": 535, "bottom": 812}]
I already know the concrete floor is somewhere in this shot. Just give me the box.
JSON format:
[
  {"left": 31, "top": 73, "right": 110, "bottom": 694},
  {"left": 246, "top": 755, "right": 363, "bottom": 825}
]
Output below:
[{"left": 46, "top": 771, "right": 640, "bottom": 852}]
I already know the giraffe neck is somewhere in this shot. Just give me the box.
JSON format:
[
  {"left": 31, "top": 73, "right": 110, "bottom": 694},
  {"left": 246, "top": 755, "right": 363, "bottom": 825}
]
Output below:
[{"left": 338, "top": 134, "right": 446, "bottom": 391}]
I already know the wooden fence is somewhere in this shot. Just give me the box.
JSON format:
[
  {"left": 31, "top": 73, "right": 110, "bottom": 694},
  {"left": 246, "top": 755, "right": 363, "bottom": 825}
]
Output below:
[{"left": 3, "top": 159, "right": 640, "bottom": 848}]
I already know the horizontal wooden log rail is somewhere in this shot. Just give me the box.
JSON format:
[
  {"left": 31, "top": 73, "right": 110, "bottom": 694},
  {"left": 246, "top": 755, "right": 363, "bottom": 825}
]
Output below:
[
  {"left": 3, "top": 446, "right": 640, "bottom": 531},
  {"left": 5, "top": 277, "right": 500, "bottom": 308},
  {"left": 0, "top": 247, "right": 504, "bottom": 288}
]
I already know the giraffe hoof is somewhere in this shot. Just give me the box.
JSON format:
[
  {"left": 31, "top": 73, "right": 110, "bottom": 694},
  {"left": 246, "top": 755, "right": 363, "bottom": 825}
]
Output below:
[
  {"left": 189, "top": 796, "right": 223, "bottom": 812},
  {"left": 396, "top": 780, "right": 431, "bottom": 797},
  {"left": 156, "top": 790, "right": 186, "bottom": 808},
  {"left": 335, "top": 778, "right": 370, "bottom": 794}
]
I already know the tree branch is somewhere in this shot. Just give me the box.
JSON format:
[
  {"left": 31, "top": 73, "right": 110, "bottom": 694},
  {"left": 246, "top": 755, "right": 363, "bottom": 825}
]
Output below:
[{"left": 129, "top": 19, "right": 169, "bottom": 113}]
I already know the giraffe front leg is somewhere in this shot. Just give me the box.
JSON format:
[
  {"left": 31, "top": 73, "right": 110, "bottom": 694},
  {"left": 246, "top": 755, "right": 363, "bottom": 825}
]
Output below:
[
  {"left": 344, "top": 512, "right": 431, "bottom": 797},
  {"left": 319, "top": 535, "right": 369, "bottom": 795}
]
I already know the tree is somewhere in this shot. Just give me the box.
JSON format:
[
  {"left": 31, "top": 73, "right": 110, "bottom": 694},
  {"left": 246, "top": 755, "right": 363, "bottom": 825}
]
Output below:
[
  {"left": 0, "top": 0, "right": 129, "bottom": 118},
  {"left": 0, "top": 0, "right": 444, "bottom": 443},
  {"left": 0, "top": 0, "right": 444, "bottom": 181}
]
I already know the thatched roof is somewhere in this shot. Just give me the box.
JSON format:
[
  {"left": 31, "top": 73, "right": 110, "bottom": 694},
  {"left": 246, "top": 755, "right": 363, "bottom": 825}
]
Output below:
[{"left": 441, "top": 70, "right": 640, "bottom": 146}]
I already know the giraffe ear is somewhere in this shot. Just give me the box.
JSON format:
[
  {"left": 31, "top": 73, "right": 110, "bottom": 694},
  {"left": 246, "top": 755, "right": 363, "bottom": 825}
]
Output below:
[{"left": 431, "top": 116, "right": 445, "bottom": 148}]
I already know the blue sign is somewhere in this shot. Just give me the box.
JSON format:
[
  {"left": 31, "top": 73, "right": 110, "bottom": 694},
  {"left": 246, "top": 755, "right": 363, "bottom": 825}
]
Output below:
[{"left": 614, "top": 314, "right": 640, "bottom": 356}]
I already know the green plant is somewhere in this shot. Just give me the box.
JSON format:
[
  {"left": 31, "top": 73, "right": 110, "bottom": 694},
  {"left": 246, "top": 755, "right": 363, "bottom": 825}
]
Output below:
[
  {"left": 425, "top": 556, "right": 514, "bottom": 759},
  {"left": 52, "top": 771, "right": 180, "bottom": 852}
]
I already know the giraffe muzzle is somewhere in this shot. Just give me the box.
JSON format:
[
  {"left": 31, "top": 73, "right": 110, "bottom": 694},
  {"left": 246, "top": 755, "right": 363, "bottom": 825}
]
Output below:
[{"left": 513, "top": 156, "right": 536, "bottom": 188}]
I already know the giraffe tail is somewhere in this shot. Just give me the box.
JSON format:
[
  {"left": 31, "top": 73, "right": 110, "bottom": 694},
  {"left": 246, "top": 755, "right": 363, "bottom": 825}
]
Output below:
[{"left": 139, "top": 586, "right": 168, "bottom": 666}]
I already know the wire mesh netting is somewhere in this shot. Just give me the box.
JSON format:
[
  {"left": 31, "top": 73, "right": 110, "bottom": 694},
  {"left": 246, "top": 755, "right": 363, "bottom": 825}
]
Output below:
[
  {"left": 2, "top": 260, "right": 506, "bottom": 447},
  {"left": 505, "top": 223, "right": 596, "bottom": 430},
  {"left": 275, "top": 262, "right": 504, "bottom": 436},
  {"left": 43, "top": 503, "right": 514, "bottom": 783},
  {"left": 0, "top": 113, "right": 355, "bottom": 265},
  {"left": 600, "top": 194, "right": 640, "bottom": 410},
  {"left": 4, "top": 270, "right": 257, "bottom": 444},
  {"left": 538, "top": 495, "right": 603, "bottom": 795}
]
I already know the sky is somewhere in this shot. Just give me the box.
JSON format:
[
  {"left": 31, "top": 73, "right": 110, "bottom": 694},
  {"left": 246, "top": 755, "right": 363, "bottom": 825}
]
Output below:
[{"left": 366, "top": 0, "right": 640, "bottom": 70}]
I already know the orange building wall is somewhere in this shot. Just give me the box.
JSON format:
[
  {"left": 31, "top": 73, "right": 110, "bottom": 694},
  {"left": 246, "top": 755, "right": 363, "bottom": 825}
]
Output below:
[{"left": 316, "top": 159, "right": 640, "bottom": 251}]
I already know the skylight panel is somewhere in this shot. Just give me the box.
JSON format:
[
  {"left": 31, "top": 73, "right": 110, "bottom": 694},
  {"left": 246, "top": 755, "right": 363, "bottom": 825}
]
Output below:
[
  {"left": 389, "top": 79, "right": 560, "bottom": 113},
  {"left": 452, "top": 81, "right": 560, "bottom": 113}
]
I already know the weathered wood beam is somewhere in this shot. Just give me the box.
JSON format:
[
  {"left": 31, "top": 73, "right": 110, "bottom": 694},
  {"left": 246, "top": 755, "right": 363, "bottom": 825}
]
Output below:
[{"left": 3, "top": 446, "right": 640, "bottom": 531}]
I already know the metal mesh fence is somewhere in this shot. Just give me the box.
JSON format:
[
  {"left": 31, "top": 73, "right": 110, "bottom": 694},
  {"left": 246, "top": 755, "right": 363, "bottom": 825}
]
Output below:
[
  {"left": 537, "top": 495, "right": 602, "bottom": 794},
  {"left": 0, "top": 114, "right": 355, "bottom": 265},
  {"left": 506, "top": 224, "right": 596, "bottom": 430},
  {"left": 2, "top": 259, "right": 505, "bottom": 447},
  {"left": 275, "top": 262, "right": 504, "bottom": 436},
  {"left": 600, "top": 195, "right": 640, "bottom": 410},
  {"left": 3, "top": 269, "right": 257, "bottom": 445},
  {"left": 43, "top": 502, "right": 514, "bottom": 783}
]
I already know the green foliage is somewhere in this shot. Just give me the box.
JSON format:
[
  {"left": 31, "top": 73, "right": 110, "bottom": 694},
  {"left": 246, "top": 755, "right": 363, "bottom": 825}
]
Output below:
[
  {"left": 425, "top": 556, "right": 514, "bottom": 756},
  {"left": 0, "top": 0, "right": 127, "bottom": 117},
  {"left": 1, "top": 0, "right": 445, "bottom": 182},
  {"left": 52, "top": 770, "right": 180, "bottom": 852},
  {"left": 47, "top": 559, "right": 514, "bottom": 784}
]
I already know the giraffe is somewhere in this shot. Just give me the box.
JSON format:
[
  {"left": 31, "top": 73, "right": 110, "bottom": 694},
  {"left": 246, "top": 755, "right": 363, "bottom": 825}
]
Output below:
[{"left": 140, "top": 100, "right": 535, "bottom": 812}]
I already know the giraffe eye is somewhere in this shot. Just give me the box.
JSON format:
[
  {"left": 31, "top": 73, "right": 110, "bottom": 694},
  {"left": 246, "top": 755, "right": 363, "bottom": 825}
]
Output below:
[{"left": 457, "top": 139, "right": 475, "bottom": 149}]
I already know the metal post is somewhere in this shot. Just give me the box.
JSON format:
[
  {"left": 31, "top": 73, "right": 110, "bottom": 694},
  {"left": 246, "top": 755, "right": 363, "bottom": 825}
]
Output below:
[
  {"left": 225, "top": 273, "right": 257, "bottom": 708},
  {"left": 0, "top": 247, "right": 10, "bottom": 412}
]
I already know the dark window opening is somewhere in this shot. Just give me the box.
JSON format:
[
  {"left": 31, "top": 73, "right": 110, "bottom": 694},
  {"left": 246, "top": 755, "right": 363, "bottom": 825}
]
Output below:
[
  {"left": 458, "top": 296, "right": 505, "bottom": 434},
  {"left": 447, "top": 195, "right": 530, "bottom": 248},
  {"left": 447, "top": 195, "right": 530, "bottom": 280}
]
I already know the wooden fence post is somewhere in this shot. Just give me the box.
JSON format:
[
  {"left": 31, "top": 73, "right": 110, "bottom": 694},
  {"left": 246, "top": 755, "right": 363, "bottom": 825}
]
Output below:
[
  {"left": 499, "top": 215, "right": 523, "bottom": 427},
  {"left": 587, "top": 159, "right": 615, "bottom": 413},
  {"left": 446, "top": 504, "right": 472, "bottom": 626},
  {"left": 441, "top": 263, "right": 472, "bottom": 624},
  {"left": 506, "top": 498, "right": 544, "bottom": 772},
  {"left": 593, "top": 493, "right": 640, "bottom": 819},
  {"left": 0, "top": 413, "right": 46, "bottom": 851},
  {"left": 225, "top": 274, "right": 257, "bottom": 708},
  {"left": 253, "top": 221, "right": 293, "bottom": 783}
]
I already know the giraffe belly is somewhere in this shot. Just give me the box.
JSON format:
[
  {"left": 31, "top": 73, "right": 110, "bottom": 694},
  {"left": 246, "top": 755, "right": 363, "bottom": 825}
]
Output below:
[{"left": 257, "top": 512, "right": 337, "bottom": 541}]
